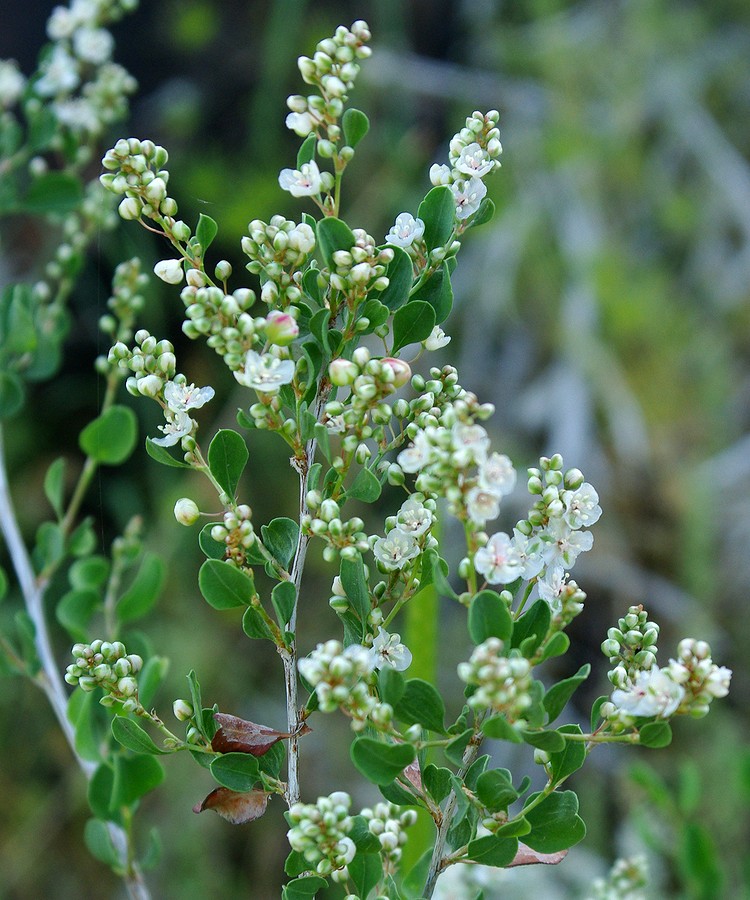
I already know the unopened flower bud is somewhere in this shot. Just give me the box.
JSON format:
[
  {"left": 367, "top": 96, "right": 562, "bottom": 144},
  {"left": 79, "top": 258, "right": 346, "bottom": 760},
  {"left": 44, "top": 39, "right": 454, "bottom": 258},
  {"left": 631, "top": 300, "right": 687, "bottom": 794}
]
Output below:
[
  {"left": 329, "top": 359, "right": 358, "bottom": 386},
  {"left": 154, "top": 258, "right": 184, "bottom": 285},
  {"left": 265, "top": 311, "right": 299, "bottom": 346},
  {"left": 174, "top": 498, "right": 200, "bottom": 525},
  {"left": 381, "top": 358, "right": 411, "bottom": 388},
  {"left": 173, "top": 699, "right": 193, "bottom": 721}
]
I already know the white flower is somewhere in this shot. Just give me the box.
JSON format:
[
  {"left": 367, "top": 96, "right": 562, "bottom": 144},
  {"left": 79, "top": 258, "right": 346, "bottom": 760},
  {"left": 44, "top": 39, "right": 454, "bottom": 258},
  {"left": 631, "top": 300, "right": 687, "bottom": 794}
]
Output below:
[
  {"left": 369, "top": 628, "right": 412, "bottom": 671},
  {"left": 395, "top": 495, "right": 433, "bottom": 537},
  {"left": 512, "top": 528, "right": 545, "bottom": 581},
  {"left": 373, "top": 532, "right": 420, "bottom": 571},
  {"left": 285, "top": 111, "right": 315, "bottom": 137},
  {"left": 154, "top": 259, "right": 184, "bottom": 285},
  {"left": 478, "top": 452, "right": 516, "bottom": 495},
  {"left": 0, "top": 61, "right": 26, "bottom": 108},
  {"left": 234, "top": 350, "right": 295, "bottom": 394},
  {"left": 465, "top": 485, "right": 502, "bottom": 525},
  {"left": 53, "top": 98, "right": 100, "bottom": 133},
  {"left": 540, "top": 517, "right": 594, "bottom": 572},
  {"left": 474, "top": 532, "right": 525, "bottom": 584},
  {"left": 611, "top": 668, "right": 685, "bottom": 719},
  {"left": 451, "top": 176, "right": 487, "bottom": 220},
  {"left": 278, "top": 160, "right": 322, "bottom": 197},
  {"left": 72, "top": 27, "right": 114, "bottom": 65},
  {"left": 537, "top": 567, "right": 567, "bottom": 614},
  {"left": 385, "top": 213, "right": 425, "bottom": 248},
  {"left": 704, "top": 665, "right": 732, "bottom": 698},
  {"left": 454, "top": 142, "right": 494, "bottom": 178},
  {"left": 163, "top": 381, "right": 215, "bottom": 413},
  {"left": 152, "top": 410, "right": 193, "bottom": 447},
  {"left": 563, "top": 482, "right": 602, "bottom": 529},
  {"left": 287, "top": 222, "right": 316, "bottom": 254},
  {"left": 424, "top": 325, "right": 451, "bottom": 351},
  {"left": 451, "top": 422, "right": 490, "bottom": 466},
  {"left": 35, "top": 44, "right": 80, "bottom": 97},
  {"left": 429, "top": 163, "right": 452, "bottom": 186},
  {"left": 397, "top": 430, "right": 432, "bottom": 474}
]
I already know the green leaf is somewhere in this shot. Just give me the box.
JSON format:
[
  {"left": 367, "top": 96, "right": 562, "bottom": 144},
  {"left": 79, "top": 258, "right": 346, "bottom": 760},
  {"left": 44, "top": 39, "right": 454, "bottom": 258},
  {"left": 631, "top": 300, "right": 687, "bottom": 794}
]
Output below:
[
  {"left": 296, "top": 133, "right": 317, "bottom": 169},
  {"left": 70, "top": 689, "right": 109, "bottom": 762},
  {"left": 44, "top": 456, "right": 65, "bottom": 519},
  {"left": 418, "top": 186, "right": 456, "bottom": 250},
  {"left": 261, "top": 517, "right": 299, "bottom": 570},
  {"left": 242, "top": 606, "right": 275, "bottom": 641},
  {"left": 0, "top": 566, "right": 7, "bottom": 603},
  {"left": 342, "top": 107, "right": 370, "bottom": 148},
  {"left": 548, "top": 725, "right": 587, "bottom": 783},
  {"left": 88, "top": 764, "right": 116, "bottom": 821},
  {"left": 198, "top": 559, "right": 255, "bottom": 609},
  {"left": 402, "top": 847, "right": 433, "bottom": 899},
  {"left": 468, "top": 590, "right": 513, "bottom": 645},
  {"left": 348, "top": 852, "right": 383, "bottom": 898},
  {"left": 476, "top": 768, "right": 519, "bottom": 812},
  {"left": 282, "top": 874, "right": 328, "bottom": 900},
  {"left": 482, "top": 715, "right": 523, "bottom": 743},
  {"left": 284, "top": 849, "right": 307, "bottom": 878},
  {"left": 511, "top": 598, "right": 551, "bottom": 658},
  {"left": 0, "top": 370, "right": 24, "bottom": 418},
  {"left": 444, "top": 728, "right": 474, "bottom": 765},
  {"left": 207, "top": 429, "right": 248, "bottom": 498},
  {"left": 410, "top": 264, "right": 453, "bottom": 324},
  {"left": 520, "top": 729, "right": 566, "bottom": 753},
  {"left": 145, "top": 437, "right": 192, "bottom": 468},
  {"left": 543, "top": 664, "right": 591, "bottom": 724},
  {"left": 196, "top": 213, "right": 218, "bottom": 251},
  {"left": 392, "top": 300, "right": 435, "bottom": 354},
  {"left": 56, "top": 588, "right": 100, "bottom": 639},
  {"left": 340, "top": 554, "right": 371, "bottom": 624},
  {"left": 422, "top": 549, "right": 458, "bottom": 600},
  {"left": 539, "top": 631, "right": 570, "bottom": 662},
  {"left": 117, "top": 552, "right": 165, "bottom": 624},
  {"left": 313, "top": 421, "right": 331, "bottom": 461},
  {"left": 350, "top": 737, "right": 415, "bottom": 785},
  {"left": 378, "top": 245, "right": 413, "bottom": 310},
  {"left": 79, "top": 405, "right": 137, "bottom": 465},
  {"left": 347, "top": 465, "right": 382, "bottom": 502},
  {"left": 466, "top": 834, "right": 519, "bottom": 867},
  {"left": 23, "top": 171, "right": 83, "bottom": 214},
  {"left": 522, "top": 790, "right": 586, "bottom": 853},
  {"left": 111, "top": 716, "right": 168, "bottom": 755},
  {"left": 639, "top": 721, "right": 673, "bottom": 748},
  {"left": 210, "top": 752, "right": 260, "bottom": 792},
  {"left": 111, "top": 754, "right": 165, "bottom": 808},
  {"left": 378, "top": 666, "right": 405, "bottom": 707},
  {"left": 316, "top": 217, "right": 355, "bottom": 268},
  {"left": 359, "top": 298, "right": 390, "bottom": 330},
  {"left": 469, "top": 197, "right": 496, "bottom": 228},
  {"left": 68, "top": 517, "right": 96, "bottom": 557},
  {"left": 394, "top": 678, "right": 446, "bottom": 733},
  {"left": 84, "top": 818, "right": 121, "bottom": 869},
  {"left": 590, "top": 695, "right": 608, "bottom": 733},
  {"left": 137, "top": 655, "right": 169, "bottom": 708},
  {"left": 309, "top": 307, "right": 332, "bottom": 353},
  {"left": 423, "top": 764, "right": 452, "bottom": 804},
  {"left": 271, "top": 581, "right": 296, "bottom": 628},
  {"left": 69, "top": 555, "right": 109, "bottom": 591},
  {"left": 33, "top": 521, "right": 64, "bottom": 570},
  {"left": 199, "top": 523, "right": 226, "bottom": 559},
  {"left": 379, "top": 780, "right": 416, "bottom": 806}
]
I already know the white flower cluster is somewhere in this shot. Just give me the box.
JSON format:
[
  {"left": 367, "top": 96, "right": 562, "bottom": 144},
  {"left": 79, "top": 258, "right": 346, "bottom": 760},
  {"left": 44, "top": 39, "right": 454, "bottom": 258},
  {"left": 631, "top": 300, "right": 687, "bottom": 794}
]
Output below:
[
  {"left": 64, "top": 639, "right": 143, "bottom": 712},
  {"left": 32, "top": 0, "right": 137, "bottom": 142},
  {"left": 587, "top": 855, "right": 649, "bottom": 900},
  {"left": 429, "top": 110, "right": 502, "bottom": 220},
  {"left": 601, "top": 607, "right": 731, "bottom": 725},
  {"left": 359, "top": 801, "right": 417, "bottom": 870},
  {"left": 284, "top": 20, "right": 372, "bottom": 139},
  {"left": 298, "top": 640, "right": 392, "bottom": 730},
  {"left": 286, "top": 792, "right": 357, "bottom": 878},
  {"left": 0, "top": 60, "right": 26, "bottom": 109},
  {"left": 372, "top": 494, "right": 436, "bottom": 573},
  {"left": 457, "top": 637, "right": 533, "bottom": 722}
]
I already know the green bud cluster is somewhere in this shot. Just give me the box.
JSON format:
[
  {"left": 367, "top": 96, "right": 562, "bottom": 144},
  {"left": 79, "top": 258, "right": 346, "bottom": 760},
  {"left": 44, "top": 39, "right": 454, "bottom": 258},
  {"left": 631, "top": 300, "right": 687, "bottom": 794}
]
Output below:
[
  {"left": 65, "top": 640, "right": 143, "bottom": 712},
  {"left": 286, "top": 792, "right": 357, "bottom": 878},
  {"left": 100, "top": 138, "right": 182, "bottom": 226},
  {"left": 98, "top": 257, "right": 147, "bottom": 343},
  {"left": 301, "top": 495, "right": 368, "bottom": 563},
  {"left": 448, "top": 109, "right": 503, "bottom": 171},
  {"left": 457, "top": 638, "right": 533, "bottom": 723},
  {"left": 601, "top": 605, "right": 660, "bottom": 688},
  {"left": 242, "top": 216, "right": 315, "bottom": 306},
  {"left": 360, "top": 801, "right": 416, "bottom": 869},
  {"left": 329, "top": 229, "right": 392, "bottom": 297},
  {"left": 179, "top": 282, "right": 256, "bottom": 368},
  {"left": 210, "top": 505, "right": 256, "bottom": 567},
  {"left": 109, "top": 328, "right": 177, "bottom": 398},
  {"left": 671, "top": 639, "right": 732, "bottom": 718}
]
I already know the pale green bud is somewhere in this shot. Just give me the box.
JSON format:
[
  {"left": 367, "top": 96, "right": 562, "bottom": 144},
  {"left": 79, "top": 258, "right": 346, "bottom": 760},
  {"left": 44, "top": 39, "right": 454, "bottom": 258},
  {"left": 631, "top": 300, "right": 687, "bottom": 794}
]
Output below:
[{"left": 174, "top": 497, "right": 200, "bottom": 526}]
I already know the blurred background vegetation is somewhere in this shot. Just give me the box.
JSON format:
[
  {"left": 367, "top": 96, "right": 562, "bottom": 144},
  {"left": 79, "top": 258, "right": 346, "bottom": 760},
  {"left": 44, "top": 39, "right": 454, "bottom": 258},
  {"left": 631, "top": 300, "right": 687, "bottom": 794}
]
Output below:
[{"left": 1, "top": 0, "right": 749, "bottom": 897}]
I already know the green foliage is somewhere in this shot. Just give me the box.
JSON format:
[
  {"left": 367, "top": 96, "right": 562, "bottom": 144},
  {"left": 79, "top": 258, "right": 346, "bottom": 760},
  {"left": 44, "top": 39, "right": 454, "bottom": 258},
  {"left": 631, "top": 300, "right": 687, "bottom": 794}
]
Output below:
[
  {"left": 79, "top": 406, "right": 137, "bottom": 465},
  {"left": 350, "top": 738, "right": 415, "bottom": 785},
  {"left": 207, "top": 429, "right": 249, "bottom": 497},
  {"left": 198, "top": 559, "right": 255, "bottom": 609}
]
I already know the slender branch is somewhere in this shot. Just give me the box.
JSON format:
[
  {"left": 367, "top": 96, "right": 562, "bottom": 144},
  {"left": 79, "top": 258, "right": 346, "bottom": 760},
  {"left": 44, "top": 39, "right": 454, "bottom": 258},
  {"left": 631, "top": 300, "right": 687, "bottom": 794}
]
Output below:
[
  {"left": 0, "top": 426, "right": 150, "bottom": 900},
  {"left": 422, "top": 727, "right": 484, "bottom": 897}
]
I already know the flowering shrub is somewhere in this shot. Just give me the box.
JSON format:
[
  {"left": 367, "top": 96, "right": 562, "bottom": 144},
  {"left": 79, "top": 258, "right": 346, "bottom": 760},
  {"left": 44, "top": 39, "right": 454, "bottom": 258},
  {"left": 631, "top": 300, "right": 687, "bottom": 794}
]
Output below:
[{"left": 0, "top": 6, "right": 731, "bottom": 899}]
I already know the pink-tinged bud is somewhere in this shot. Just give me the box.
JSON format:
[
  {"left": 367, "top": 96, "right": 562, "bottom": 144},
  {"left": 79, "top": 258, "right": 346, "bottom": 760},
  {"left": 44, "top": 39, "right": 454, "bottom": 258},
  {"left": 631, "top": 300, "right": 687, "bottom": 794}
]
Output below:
[
  {"left": 381, "top": 358, "right": 412, "bottom": 388},
  {"left": 174, "top": 497, "right": 200, "bottom": 526},
  {"left": 265, "top": 310, "right": 299, "bottom": 346},
  {"left": 329, "top": 359, "right": 359, "bottom": 386}
]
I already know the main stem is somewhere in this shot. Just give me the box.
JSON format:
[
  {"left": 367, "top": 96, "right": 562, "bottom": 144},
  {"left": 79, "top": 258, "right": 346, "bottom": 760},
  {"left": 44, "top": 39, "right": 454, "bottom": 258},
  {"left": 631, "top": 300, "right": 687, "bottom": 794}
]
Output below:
[
  {"left": 0, "top": 427, "right": 150, "bottom": 900},
  {"left": 422, "top": 730, "right": 484, "bottom": 898}
]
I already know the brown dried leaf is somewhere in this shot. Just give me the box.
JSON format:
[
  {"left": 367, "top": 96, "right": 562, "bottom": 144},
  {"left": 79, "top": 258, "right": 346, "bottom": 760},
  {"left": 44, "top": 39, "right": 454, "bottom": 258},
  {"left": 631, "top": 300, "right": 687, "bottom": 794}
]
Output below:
[
  {"left": 193, "top": 787, "right": 270, "bottom": 824},
  {"left": 211, "top": 712, "right": 311, "bottom": 756},
  {"left": 507, "top": 843, "right": 568, "bottom": 867},
  {"left": 402, "top": 759, "right": 423, "bottom": 792}
]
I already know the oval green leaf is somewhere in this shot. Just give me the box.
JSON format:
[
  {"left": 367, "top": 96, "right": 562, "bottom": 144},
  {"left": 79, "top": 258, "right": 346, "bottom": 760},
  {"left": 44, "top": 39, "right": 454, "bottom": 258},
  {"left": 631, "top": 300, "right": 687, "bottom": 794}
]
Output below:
[
  {"left": 392, "top": 300, "right": 435, "bottom": 354},
  {"left": 350, "top": 737, "right": 415, "bottom": 785},
  {"left": 199, "top": 559, "right": 255, "bottom": 609},
  {"left": 208, "top": 429, "right": 249, "bottom": 497},
  {"left": 79, "top": 405, "right": 137, "bottom": 465}
]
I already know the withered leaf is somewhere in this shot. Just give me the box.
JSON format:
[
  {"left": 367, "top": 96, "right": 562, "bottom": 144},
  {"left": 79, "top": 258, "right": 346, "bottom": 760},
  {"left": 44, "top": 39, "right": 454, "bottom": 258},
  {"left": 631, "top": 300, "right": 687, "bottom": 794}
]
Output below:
[
  {"left": 211, "top": 712, "right": 311, "bottom": 757},
  {"left": 193, "top": 787, "right": 270, "bottom": 824},
  {"left": 402, "top": 759, "right": 423, "bottom": 792},
  {"left": 507, "top": 843, "right": 568, "bottom": 867}
]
